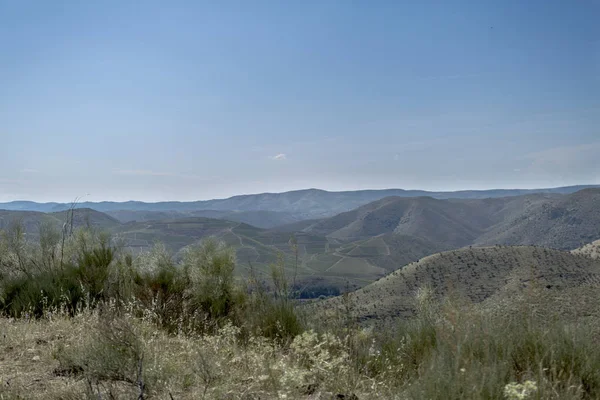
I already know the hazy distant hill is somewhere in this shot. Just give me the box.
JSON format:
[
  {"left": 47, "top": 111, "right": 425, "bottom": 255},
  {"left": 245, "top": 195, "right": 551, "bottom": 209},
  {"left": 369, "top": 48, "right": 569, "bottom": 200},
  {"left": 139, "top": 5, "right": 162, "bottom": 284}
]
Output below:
[
  {"left": 1, "top": 188, "right": 599, "bottom": 294},
  {"left": 111, "top": 217, "right": 339, "bottom": 282},
  {"left": 313, "top": 246, "right": 600, "bottom": 322},
  {"left": 106, "top": 209, "right": 303, "bottom": 229},
  {"left": 0, "top": 210, "right": 59, "bottom": 237},
  {"left": 52, "top": 208, "right": 121, "bottom": 230},
  {"left": 297, "top": 189, "right": 600, "bottom": 250},
  {"left": 1, "top": 185, "right": 597, "bottom": 219},
  {"left": 301, "top": 196, "right": 495, "bottom": 247},
  {"left": 0, "top": 208, "right": 120, "bottom": 237},
  {"left": 474, "top": 188, "right": 600, "bottom": 249}
]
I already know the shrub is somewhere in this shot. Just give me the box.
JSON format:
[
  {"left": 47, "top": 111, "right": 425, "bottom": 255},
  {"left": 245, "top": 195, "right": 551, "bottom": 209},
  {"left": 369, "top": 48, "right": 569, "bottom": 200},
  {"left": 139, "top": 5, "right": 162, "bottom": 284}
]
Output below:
[
  {"left": 0, "top": 265, "right": 83, "bottom": 317},
  {"left": 241, "top": 254, "right": 304, "bottom": 342},
  {"left": 182, "top": 238, "right": 240, "bottom": 321},
  {"left": 0, "top": 225, "right": 122, "bottom": 317},
  {"left": 55, "top": 312, "right": 147, "bottom": 398},
  {"left": 132, "top": 243, "right": 191, "bottom": 333}
]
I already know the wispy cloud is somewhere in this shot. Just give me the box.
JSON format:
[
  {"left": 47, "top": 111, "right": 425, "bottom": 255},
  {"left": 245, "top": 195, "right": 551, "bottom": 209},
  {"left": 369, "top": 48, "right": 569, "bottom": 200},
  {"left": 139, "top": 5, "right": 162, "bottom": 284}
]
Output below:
[
  {"left": 523, "top": 142, "right": 600, "bottom": 177},
  {"left": 115, "top": 169, "right": 174, "bottom": 177},
  {"left": 0, "top": 178, "right": 21, "bottom": 185},
  {"left": 525, "top": 142, "right": 600, "bottom": 165},
  {"left": 414, "top": 72, "right": 484, "bottom": 82},
  {"left": 113, "top": 169, "right": 207, "bottom": 180},
  {"left": 270, "top": 153, "right": 287, "bottom": 161},
  {"left": 21, "top": 168, "right": 39, "bottom": 173}
]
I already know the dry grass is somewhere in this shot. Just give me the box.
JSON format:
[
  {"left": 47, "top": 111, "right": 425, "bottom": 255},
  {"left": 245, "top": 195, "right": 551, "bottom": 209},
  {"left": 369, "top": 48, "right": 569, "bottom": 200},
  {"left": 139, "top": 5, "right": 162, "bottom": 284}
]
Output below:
[
  {"left": 3, "top": 282, "right": 600, "bottom": 400},
  {"left": 0, "top": 309, "right": 385, "bottom": 399},
  {"left": 3, "top": 224, "right": 600, "bottom": 399}
]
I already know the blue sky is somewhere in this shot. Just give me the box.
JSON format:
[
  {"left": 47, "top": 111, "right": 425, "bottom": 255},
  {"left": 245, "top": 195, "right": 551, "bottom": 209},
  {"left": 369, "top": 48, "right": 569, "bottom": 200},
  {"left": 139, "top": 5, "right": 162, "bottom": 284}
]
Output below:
[{"left": 1, "top": 0, "right": 599, "bottom": 202}]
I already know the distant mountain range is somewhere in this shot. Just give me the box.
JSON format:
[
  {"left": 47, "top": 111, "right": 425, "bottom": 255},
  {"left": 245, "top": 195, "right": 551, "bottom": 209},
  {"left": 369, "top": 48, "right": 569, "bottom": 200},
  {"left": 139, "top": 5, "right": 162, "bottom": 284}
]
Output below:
[
  {"left": 1, "top": 187, "right": 599, "bottom": 295},
  {"left": 1, "top": 185, "right": 598, "bottom": 220}
]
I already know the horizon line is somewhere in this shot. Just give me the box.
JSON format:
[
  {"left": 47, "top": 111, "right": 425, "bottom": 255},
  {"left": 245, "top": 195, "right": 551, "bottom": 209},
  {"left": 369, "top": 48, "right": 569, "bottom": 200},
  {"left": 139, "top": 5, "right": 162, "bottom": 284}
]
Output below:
[{"left": 2, "top": 184, "right": 599, "bottom": 204}]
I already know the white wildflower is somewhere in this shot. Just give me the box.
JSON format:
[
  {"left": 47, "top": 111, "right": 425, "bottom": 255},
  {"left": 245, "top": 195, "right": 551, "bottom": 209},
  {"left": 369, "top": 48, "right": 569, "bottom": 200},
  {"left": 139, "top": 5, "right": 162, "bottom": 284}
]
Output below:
[{"left": 504, "top": 380, "right": 538, "bottom": 400}]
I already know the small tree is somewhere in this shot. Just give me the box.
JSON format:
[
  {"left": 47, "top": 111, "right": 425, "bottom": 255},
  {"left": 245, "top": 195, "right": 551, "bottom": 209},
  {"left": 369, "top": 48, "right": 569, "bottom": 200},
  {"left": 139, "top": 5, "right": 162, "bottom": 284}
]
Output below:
[{"left": 182, "top": 237, "right": 238, "bottom": 320}]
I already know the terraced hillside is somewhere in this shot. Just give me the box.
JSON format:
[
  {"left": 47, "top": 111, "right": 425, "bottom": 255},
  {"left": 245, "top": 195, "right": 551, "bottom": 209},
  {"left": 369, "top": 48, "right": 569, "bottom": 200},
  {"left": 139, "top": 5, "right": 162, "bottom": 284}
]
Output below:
[{"left": 106, "top": 209, "right": 303, "bottom": 229}]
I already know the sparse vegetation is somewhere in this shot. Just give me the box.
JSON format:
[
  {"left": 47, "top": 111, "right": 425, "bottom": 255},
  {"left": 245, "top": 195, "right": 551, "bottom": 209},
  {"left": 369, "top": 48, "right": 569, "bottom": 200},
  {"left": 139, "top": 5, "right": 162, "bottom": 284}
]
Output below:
[{"left": 1, "top": 220, "right": 600, "bottom": 399}]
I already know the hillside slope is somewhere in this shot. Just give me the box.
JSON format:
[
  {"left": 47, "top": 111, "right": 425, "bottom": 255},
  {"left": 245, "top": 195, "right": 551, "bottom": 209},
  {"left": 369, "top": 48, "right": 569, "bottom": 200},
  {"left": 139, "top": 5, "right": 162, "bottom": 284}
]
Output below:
[
  {"left": 0, "top": 210, "right": 60, "bottom": 236},
  {"left": 106, "top": 209, "right": 303, "bottom": 229},
  {"left": 573, "top": 239, "right": 600, "bottom": 259},
  {"left": 0, "top": 208, "right": 121, "bottom": 237},
  {"left": 475, "top": 188, "right": 600, "bottom": 249},
  {"left": 303, "top": 196, "right": 495, "bottom": 246},
  {"left": 313, "top": 246, "right": 600, "bottom": 322},
  {"left": 300, "top": 189, "right": 600, "bottom": 251}
]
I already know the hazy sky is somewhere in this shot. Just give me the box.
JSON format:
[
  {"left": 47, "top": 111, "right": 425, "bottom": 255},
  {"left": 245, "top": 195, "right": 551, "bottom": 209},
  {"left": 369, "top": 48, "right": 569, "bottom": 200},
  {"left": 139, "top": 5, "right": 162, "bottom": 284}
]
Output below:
[{"left": 1, "top": 0, "right": 599, "bottom": 202}]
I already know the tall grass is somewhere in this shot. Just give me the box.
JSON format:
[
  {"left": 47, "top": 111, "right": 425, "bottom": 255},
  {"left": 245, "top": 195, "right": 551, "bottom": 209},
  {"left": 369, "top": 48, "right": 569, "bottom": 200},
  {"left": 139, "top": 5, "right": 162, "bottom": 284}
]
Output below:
[{"left": 1, "top": 221, "right": 599, "bottom": 399}]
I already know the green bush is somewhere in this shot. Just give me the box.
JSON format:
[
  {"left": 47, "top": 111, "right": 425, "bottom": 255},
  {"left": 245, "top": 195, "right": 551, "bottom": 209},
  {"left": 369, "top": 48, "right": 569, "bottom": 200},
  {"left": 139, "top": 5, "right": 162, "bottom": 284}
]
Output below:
[
  {"left": 132, "top": 243, "right": 191, "bottom": 333},
  {"left": 0, "top": 221, "right": 306, "bottom": 341},
  {"left": 0, "top": 225, "right": 120, "bottom": 317},
  {"left": 182, "top": 238, "right": 241, "bottom": 320},
  {"left": 241, "top": 254, "right": 304, "bottom": 342},
  {"left": 0, "top": 265, "right": 83, "bottom": 317}
]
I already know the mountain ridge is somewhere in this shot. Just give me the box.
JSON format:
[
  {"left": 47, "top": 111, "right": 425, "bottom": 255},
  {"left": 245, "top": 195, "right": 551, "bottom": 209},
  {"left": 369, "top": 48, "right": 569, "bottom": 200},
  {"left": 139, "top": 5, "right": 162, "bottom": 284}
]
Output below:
[
  {"left": 299, "top": 189, "right": 600, "bottom": 250},
  {"left": 1, "top": 185, "right": 597, "bottom": 219}
]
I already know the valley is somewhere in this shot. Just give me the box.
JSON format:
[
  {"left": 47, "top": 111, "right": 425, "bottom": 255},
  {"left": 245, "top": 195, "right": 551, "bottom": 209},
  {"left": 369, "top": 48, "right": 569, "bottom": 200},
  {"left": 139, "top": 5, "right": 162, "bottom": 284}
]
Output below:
[{"left": 2, "top": 187, "right": 599, "bottom": 295}]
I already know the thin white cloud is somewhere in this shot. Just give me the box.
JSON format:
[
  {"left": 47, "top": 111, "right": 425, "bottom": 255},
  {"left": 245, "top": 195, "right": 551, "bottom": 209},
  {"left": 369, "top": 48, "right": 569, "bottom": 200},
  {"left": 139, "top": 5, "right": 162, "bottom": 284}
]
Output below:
[
  {"left": 0, "top": 178, "right": 21, "bottom": 185},
  {"left": 525, "top": 142, "right": 600, "bottom": 166},
  {"left": 113, "top": 169, "right": 208, "bottom": 180},
  {"left": 522, "top": 142, "right": 600, "bottom": 179},
  {"left": 21, "top": 168, "right": 39, "bottom": 173},
  {"left": 270, "top": 153, "right": 287, "bottom": 161},
  {"left": 115, "top": 169, "right": 173, "bottom": 177},
  {"left": 414, "top": 72, "right": 484, "bottom": 82}
]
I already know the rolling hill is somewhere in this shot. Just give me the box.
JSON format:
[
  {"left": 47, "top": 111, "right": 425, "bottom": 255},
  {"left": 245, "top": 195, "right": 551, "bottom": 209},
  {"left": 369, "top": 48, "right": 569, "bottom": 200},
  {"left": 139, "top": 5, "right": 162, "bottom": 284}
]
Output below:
[
  {"left": 1, "top": 188, "right": 599, "bottom": 295},
  {"left": 300, "top": 196, "right": 495, "bottom": 246},
  {"left": 0, "top": 208, "right": 120, "bottom": 239},
  {"left": 111, "top": 217, "right": 343, "bottom": 283},
  {"left": 0, "top": 210, "right": 59, "bottom": 237},
  {"left": 106, "top": 209, "right": 303, "bottom": 229},
  {"left": 312, "top": 246, "right": 600, "bottom": 322},
  {"left": 1, "top": 185, "right": 597, "bottom": 219},
  {"left": 474, "top": 188, "right": 600, "bottom": 249},
  {"left": 297, "top": 189, "right": 600, "bottom": 250}
]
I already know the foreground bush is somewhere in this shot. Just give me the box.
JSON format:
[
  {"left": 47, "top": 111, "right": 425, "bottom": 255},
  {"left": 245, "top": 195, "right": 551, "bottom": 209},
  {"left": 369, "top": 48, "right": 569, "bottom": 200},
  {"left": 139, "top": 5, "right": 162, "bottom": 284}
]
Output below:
[
  {"left": 2, "top": 286, "right": 600, "bottom": 399},
  {"left": 0, "top": 224, "right": 304, "bottom": 339},
  {"left": 1, "top": 222, "right": 600, "bottom": 399}
]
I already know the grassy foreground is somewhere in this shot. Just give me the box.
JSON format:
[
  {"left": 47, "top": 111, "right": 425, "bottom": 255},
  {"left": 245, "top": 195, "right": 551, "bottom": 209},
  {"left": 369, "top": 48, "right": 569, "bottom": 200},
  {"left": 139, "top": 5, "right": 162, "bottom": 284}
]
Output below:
[
  {"left": 2, "top": 288, "right": 600, "bottom": 399},
  {"left": 1, "top": 224, "right": 600, "bottom": 399}
]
